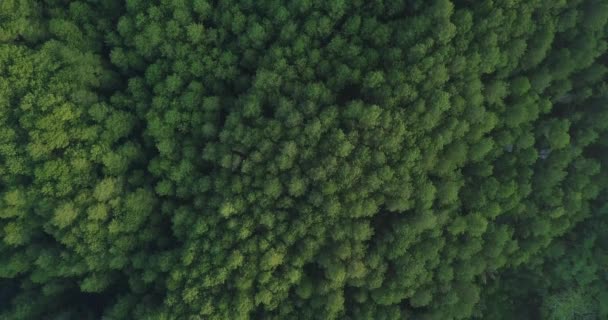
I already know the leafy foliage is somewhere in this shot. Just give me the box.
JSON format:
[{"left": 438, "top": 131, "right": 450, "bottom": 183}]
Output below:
[{"left": 0, "top": 0, "right": 607, "bottom": 319}]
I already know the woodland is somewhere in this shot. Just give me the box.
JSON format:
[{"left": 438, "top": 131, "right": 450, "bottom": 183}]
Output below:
[{"left": 0, "top": 0, "right": 607, "bottom": 319}]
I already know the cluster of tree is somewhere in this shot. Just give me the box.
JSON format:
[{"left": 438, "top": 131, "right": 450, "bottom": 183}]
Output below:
[
  {"left": 0, "top": 0, "right": 607, "bottom": 319},
  {"left": 479, "top": 184, "right": 608, "bottom": 320}
]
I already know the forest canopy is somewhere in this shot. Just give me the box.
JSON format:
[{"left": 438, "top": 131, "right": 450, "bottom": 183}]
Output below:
[{"left": 1, "top": 0, "right": 607, "bottom": 319}]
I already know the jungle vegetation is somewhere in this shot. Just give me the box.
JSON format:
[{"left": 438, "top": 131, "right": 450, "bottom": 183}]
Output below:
[{"left": 1, "top": 0, "right": 607, "bottom": 319}]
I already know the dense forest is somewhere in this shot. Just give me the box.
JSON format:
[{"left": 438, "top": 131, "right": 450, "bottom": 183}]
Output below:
[{"left": 0, "top": 0, "right": 607, "bottom": 319}]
